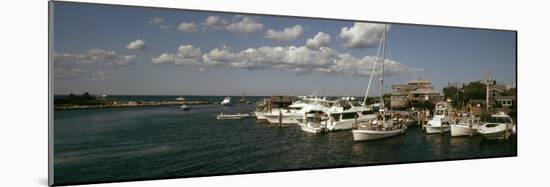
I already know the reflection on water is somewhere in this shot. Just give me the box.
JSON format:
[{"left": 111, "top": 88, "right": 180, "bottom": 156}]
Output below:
[{"left": 54, "top": 101, "right": 516, "bottom": 185}]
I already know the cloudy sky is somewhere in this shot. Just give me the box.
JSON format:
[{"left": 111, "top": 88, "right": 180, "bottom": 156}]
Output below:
[{"left": 53, "top": 2, "right": 516, "bottom": 96}]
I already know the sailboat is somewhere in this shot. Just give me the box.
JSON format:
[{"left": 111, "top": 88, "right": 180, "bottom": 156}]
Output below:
[{"left": 352, "top": 24, "right": 407, "bottom": 141}]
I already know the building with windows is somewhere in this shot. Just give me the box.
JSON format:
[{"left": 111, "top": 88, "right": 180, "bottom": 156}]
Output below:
[
  {"left": 390, "top": 80, "right": 440, "bottom": 109},
  {"left": 495, "top": 95, "right": 516, "bottom": 107}
]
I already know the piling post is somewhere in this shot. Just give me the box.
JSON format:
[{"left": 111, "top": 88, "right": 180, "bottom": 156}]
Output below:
[{"left": 278, "top": 110, "right": 282, "bottom": 128}]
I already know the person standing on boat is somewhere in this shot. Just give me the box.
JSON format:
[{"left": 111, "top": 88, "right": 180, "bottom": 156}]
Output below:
[{"left": 425, "top": 109, "right": 430, "bottom": 121}]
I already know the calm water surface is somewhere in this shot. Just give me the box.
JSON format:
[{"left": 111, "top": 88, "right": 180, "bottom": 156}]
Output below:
[{"left": 54, "top": 97, "right": 516, "bottom": 185}]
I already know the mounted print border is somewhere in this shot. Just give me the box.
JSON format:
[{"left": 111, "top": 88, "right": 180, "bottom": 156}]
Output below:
[{"left": 49, "top": 1, "right": 517, "bottom": 186}]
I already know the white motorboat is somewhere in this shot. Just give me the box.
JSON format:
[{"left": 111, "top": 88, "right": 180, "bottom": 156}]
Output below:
[
  {"left": 254, "top": 111, "right": 267, "bottom": 120},
  {"left": 176, "top": 96, "right": 185, "bottom": 101},
  {"left": 220, "top": 97, "right": 232, "bottom": 106},
  {"left": 324, "top": 100, "right": 376, "bottom": 131},
  {"left": 450, "top": 114, "right": 480, "bottom": 137},
  {"left": 351, "top": 25, "right": 407, "bottom": 141},
  {"left": 216, "top": 112, "right": 250, "bottom": 120},
  {"left": 263, "top": 103, "right": 308, "bottom": 124},
  {"left": 180, "top": 104, "right": 191, "bottom": 111},
  {"left": 425, "top": 102, "right": 452, "bottom": 134},
  {"left": 262, "top": 96, "right": 330, "bottom": 124},
  {"left": 297, "top": 107, "right": 328, "bottom": 134},
  {"left": 296, "top": 100, "right": 376, "bottom": 132},
  {"left": 478, "top": 112, "right": 515, "bottom": 140}
]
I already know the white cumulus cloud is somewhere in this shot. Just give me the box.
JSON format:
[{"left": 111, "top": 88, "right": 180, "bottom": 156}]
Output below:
[
  {"left": 305, "top": 32, "right": 331, "bottom": 50},
  {"left": 264, "top": 25, "right": 303, "bottom": 41},
  {"left": 178, "top": 22, "right": 199, "bottom": 33},
  {"left": 154, "top": 44, "right": 408, "bottom": 77},
  {"left": 54, "top": 49, "right": 136, "bottom": 79},
  {"left": 151, "top": 53, "right": 175, "bottom": 64},
  {"left": 340, "top": 22, "right": 388, "bottom": 48},
  {"left": 151, "top": 45, "right": 202, "bottom": 66},
  {"left": 226, "top": 16, "right": 264, "bottom": 35},
  {"left": 126, "top": 39, "right": 146, "bottom": 50},
  {"left": 201, "top": 16, "right": 228, "bottom": 30}
]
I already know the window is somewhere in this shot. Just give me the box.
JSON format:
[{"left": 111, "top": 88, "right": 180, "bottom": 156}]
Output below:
[
  {"left": 488, "top": 117, "right": 512, "bottom": 123},
  {"left": 341, "top": 112, "right": 358, "bottom": 120},
  {"left": 331, "top": 114, "right": 341, "bottom": 121},
  {"left": 362, "top": 110, "right": 374, "bottom": 115}
]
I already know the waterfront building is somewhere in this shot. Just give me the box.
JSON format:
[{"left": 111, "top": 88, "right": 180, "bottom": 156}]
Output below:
[{"left": 390, "top": 80, "right": 440, "bottom": 109}]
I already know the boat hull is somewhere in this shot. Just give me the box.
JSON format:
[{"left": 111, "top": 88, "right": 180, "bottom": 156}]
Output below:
[
  {"left": 327, "top": 116, "right": 376, "bottom": 131},
  {"left": 352, "top": 128, "right": 405, "bottom": 141},
  {"left": 450, "top": 124, "right": 476, "bottom": 137},
  {"left": 479, "top": 130, "right": 510, "bottom": 140},
  {"left": 217, "top": 116, "right": 243, "bottom": 120},
  {"left": 478, "top": 123, "right": 513, "bottom": 140},
  {"left": 254, "top": 111, "right": 267, "bottom": 120},
  {"left": 299, "top": 124, "right": 326, "bottom": 134},
  {"left": 327, "top": 120, "right": 354, "bottom": 131},
  {"left": 425, "top": 125, "right": 450, "bottom": 134},
  {"left": 263, "top": 113, "right": 300, "bottom": 124},
  {"left": 216, "top": 114, "right": 250, "bottom": 120}
]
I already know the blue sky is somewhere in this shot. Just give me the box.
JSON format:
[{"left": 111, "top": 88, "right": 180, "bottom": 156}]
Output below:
[{"left": 53, "top": 2, "right": 516, "bottom": 96}]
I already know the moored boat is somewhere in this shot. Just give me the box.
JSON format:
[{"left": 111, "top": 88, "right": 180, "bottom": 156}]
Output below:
[
  {"left": 352, "top": 123, "right": 406, "bottom": 141},
  {"left": 425, "top": 102, "right": 452, "bottom": 134},
  {"left": 450, "top": 114, "right": 480, "bottom": 137},
  {"left": 477, "top": 112, "right": 514, "bottom": 140},
  {"left": 216, "top": 112, "right": 251, "bottom": 120},
  {"left": 350, "top": 24, "right": 407, "bottom": 141},
  {"left": 297, "top": 106, "right": 328, "bottom": 134}
]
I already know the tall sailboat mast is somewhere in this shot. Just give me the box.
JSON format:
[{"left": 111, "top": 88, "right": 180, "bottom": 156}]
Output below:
[
  {"left": 361, "top": 30, "right": 385, "bottom": 113},
  {"left": 380, "top": 24, "right": 388, "bottom": 117}
]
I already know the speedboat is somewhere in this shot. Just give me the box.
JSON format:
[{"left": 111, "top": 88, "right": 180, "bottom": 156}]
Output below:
[
  {"left": 425, "top": 102, "right": 452, "bottom": 134},
  {"left": 220, "top": 97, "right": 232, "bottom": 106},
  {"left": 477, "top": 112, "right": 514, "bottom": 140},
  {"left": 450, "top": 114, "right": 480, "bottom": 137}
]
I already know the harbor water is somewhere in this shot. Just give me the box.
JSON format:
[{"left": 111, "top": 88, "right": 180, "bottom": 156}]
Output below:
[{"left": 53, "top": 96, "right": 517, "bottom": 185}]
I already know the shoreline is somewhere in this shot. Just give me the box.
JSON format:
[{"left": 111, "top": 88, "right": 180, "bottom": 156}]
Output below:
[{"left": 54, "top": 100, "right": 209, "bottom": 110}]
